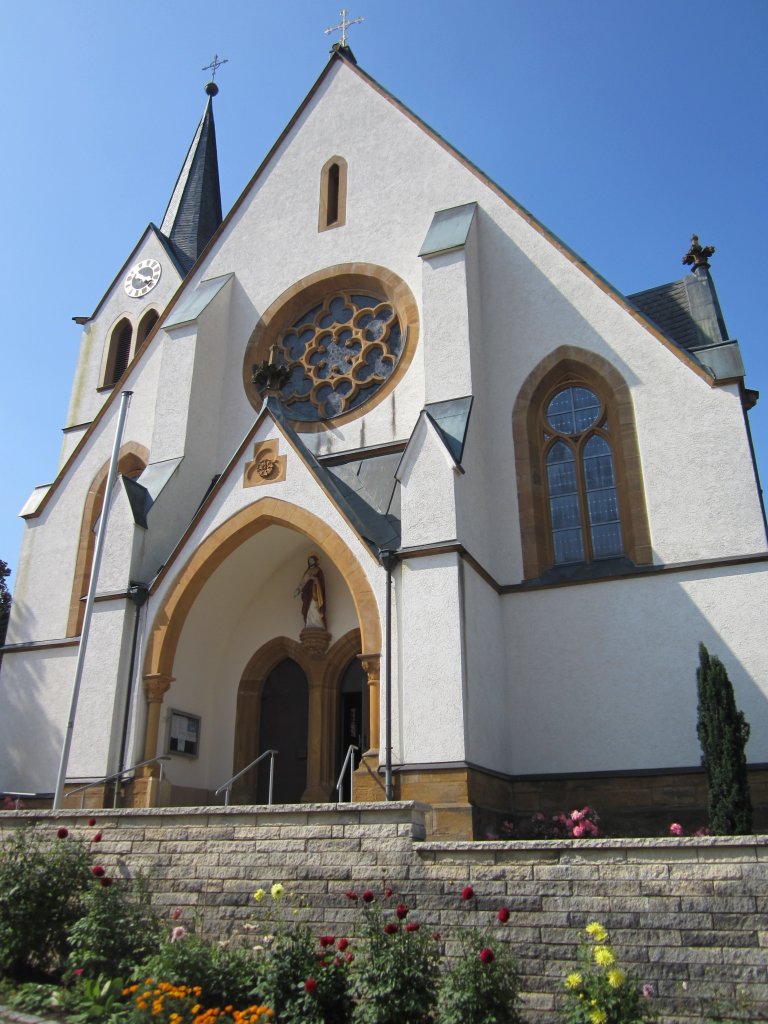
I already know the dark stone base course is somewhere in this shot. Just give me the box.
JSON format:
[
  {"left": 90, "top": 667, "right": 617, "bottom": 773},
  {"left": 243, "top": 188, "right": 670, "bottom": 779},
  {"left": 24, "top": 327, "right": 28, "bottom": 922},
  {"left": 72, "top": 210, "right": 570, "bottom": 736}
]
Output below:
[{"left": 1, "top": 803, "right": 766, "bottom": 1023}]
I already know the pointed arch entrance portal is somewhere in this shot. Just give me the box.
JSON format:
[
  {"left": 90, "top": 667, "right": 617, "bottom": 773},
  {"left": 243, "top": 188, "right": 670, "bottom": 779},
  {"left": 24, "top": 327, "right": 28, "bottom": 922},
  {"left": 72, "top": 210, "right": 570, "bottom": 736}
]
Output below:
[
  {"left": 138, "top": 498, "right": 382, "bottom": 808},
  {"left": 233, "top": 629, "right": 367, "bottom": 804}
]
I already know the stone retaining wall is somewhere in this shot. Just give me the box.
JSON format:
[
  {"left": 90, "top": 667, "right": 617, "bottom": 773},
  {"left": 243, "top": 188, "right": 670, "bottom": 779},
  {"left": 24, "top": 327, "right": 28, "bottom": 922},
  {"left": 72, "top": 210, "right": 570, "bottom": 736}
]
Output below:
[{"left": 1, "top": 804, "right": 766, "bottom": 1022}]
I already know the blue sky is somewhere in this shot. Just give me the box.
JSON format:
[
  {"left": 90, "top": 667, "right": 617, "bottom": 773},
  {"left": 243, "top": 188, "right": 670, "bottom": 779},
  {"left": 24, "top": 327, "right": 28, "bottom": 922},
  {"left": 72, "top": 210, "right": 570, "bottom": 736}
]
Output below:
[{"left": 2, "top": 0, "right": 767, "bottom": 579}]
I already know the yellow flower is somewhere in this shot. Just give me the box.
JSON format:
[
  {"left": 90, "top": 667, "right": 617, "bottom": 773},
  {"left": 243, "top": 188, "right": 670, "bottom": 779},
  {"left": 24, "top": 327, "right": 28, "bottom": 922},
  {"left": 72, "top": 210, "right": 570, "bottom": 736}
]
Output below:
[
  {"left": 253, "top": 888, "right": 266, "bottom": 902},
  {"left": 565, "top": 972, "right": 583, "bottom": 990},
  {"left": 270, "top": 882, "right": 285, "bottom": 900},
  {"left": 593, "top": 945, "right": 615, "bottom": 967},
  {"left": 607, "top": 968, "right": 625, "bottom": 988},
  {"left": 589, "top": 1010, "right": 607, "bottom": 1024},
  {"left": 585, "top": 921, "right": 608, "bottom": 943}
]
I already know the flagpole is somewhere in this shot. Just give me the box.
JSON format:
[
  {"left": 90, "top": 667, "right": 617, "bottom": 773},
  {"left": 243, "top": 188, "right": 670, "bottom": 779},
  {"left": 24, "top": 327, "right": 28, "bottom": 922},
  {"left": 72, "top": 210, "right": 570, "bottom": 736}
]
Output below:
[{"left": 54, "top": 390, "right": 133, "bottom": 809}]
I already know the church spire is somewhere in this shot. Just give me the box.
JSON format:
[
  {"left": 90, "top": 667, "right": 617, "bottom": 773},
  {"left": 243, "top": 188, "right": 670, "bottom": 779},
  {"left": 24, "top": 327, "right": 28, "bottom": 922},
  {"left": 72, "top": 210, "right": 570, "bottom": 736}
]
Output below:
[{"left": 160, "top": 81, "right": 223, "bottom": 274}]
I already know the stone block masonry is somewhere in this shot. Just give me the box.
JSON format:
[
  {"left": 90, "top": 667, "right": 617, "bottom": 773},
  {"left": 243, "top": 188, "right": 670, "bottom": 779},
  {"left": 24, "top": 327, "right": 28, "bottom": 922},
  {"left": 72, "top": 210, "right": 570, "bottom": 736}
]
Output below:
[{"left": 1, "top": 803, "right": 766, "bottom": 1023}]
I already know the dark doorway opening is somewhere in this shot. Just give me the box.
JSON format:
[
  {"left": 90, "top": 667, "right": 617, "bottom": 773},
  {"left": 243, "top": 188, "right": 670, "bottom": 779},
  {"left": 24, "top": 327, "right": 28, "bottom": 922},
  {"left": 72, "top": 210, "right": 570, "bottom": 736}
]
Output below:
[
  {"left": 257, "top": 658, "right": 308, "bottom": 803},
  {"left": 338, "top": 658, "right": 368, "bottom": 800}
]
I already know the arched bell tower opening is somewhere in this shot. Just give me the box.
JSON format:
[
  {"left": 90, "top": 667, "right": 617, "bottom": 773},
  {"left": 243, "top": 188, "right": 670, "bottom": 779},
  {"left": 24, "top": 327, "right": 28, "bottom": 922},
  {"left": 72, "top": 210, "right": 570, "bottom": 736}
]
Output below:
[{"left": 138, "top": 498, "right": 382, "bottom": 808}]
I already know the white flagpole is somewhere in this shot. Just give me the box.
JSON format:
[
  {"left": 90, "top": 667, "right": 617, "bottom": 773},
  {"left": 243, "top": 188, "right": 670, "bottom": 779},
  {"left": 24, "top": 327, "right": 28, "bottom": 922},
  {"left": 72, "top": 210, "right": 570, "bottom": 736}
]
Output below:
[{"left": 54, "top": 390, "right": 133, "bottom": 809}]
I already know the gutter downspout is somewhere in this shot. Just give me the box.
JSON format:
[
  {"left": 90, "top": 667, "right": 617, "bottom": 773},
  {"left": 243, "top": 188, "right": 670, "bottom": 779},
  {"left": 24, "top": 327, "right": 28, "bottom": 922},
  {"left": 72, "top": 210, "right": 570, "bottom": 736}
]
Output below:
[
  {"left": 378, "top": 549, "right": 399, "bottom": 800},
  {"left": 114, "top": 581, "right": 149, "bottom": 806}
]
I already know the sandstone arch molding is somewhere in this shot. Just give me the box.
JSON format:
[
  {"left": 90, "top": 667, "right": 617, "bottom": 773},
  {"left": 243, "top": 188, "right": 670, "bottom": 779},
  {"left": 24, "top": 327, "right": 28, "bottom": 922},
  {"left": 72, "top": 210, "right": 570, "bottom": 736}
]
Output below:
[{"left": 142, "top": 496, "right": 382, "bottom": 686}]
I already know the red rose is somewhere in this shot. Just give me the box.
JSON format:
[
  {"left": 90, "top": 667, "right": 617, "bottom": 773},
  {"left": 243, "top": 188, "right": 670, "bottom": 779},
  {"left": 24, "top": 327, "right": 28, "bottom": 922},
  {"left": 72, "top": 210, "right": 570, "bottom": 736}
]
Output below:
[
  {"left": 87, "top": 818, "right": 97, "bottom": 827},
  {"left": 319, "top": 935, "right": 335, "bottom": 948},
  {"left": 498, "top": 907, "right": 510, "bottom": 923},
  {"left": 91, "top": 865, "right": 105, "bottom": 877},
  {"left": 172, "top": 908, "right": 182, "bottom": 921},
  {"left": 345, "top": 890, "right": 358, "bottom": 901},
  {"left": 304, "top": 978, "right": 318, "bottom": 995},
  {"left": 56, "top": 827, "right": 69, "bottom": 839},
  {"left": 479, "top": 947, "right": 494, "bottom": 964},
  {"left": 91, "top": 832, "right": 102, "bottom": 843},
  {"left": 345, "top": 951, "right": 354, "bottom": 963},
  {"left": 99, "top": 877, "right": 113, "bottom": 887},
  {"left": 362, "top": 889, "right": 374, "bottom": 903},
  {"left": 337, "top": 938, "right": 349, "bottom": 951},
  {"left": 384, "top": 887, "right": 392, "bottom": 898},
  {"left": 406, "top": 922, "right": 420, "bottom": 932},
  {"left": 383, "top": 923, "right": 398, "bottom": 934},
  {"left": 461, "top": 885, "right": 474, "bottom": 901},
  {"left": 396, "top": 903, "right": 408, "bottom": 919}
]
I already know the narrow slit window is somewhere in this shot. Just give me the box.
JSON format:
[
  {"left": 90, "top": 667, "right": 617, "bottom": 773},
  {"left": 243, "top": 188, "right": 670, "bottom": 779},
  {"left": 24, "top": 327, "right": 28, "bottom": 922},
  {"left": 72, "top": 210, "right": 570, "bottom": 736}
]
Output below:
[
  {"left": 105, "top": 318, "right": 133, "bottom": 387},
  {"left": 319, "top": 156, "right": 347, "bottom": 231}
]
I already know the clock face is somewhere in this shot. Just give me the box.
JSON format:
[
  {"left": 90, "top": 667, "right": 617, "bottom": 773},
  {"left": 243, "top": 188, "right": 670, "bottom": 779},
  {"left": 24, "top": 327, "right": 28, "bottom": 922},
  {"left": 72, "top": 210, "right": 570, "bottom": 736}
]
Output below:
[{"left": 124, "top": 258, "right": 162, "bottom": 298}]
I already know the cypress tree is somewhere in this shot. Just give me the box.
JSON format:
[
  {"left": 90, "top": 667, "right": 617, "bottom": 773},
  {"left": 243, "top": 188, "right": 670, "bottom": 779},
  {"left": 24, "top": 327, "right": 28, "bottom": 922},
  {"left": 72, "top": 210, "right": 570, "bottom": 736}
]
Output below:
[{"left": 696, "top": 643, "right": 752, "bottom": 835}]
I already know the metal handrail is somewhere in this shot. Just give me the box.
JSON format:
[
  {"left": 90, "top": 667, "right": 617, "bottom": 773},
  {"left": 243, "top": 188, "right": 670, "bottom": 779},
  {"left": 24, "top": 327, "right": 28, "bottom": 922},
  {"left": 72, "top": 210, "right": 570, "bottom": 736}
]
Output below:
[
  {"left": 215, "top": 749, "right": 278, "bottom": 806},
  {"left": 336, "top": 744, "right": 358, "bottom": 803},
  {"left": 64, "top": 757, "right": 171, "bottom": 808}
]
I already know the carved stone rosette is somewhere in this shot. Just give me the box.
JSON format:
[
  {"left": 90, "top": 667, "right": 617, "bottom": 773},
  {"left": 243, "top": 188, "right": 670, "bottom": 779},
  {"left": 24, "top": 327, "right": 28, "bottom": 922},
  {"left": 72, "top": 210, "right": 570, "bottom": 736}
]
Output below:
[{"left": 300, "top": 626, "right": 331, "bottom": 659}]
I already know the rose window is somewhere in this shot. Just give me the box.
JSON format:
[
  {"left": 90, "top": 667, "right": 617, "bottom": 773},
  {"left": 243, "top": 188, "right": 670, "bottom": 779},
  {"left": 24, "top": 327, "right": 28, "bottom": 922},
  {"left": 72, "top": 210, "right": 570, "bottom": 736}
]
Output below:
[{"left": 274, "top": 292, "right": 404, "bottom": 421}]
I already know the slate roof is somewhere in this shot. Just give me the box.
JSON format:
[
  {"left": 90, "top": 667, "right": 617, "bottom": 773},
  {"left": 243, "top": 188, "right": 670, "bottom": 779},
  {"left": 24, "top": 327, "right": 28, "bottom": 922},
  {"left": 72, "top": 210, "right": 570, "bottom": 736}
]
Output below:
[
  {"left": 160, "top": 93, "right": 223, "bottom": 275},
  {"left": 627, "top": 269, "right": 729, "bottom": 354}
]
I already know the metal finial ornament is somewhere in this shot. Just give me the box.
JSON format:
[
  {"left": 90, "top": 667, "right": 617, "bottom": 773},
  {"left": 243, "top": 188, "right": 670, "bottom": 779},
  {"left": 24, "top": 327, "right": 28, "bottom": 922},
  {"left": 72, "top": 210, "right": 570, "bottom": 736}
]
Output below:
[
  {"left": 682, "top": 234, "right": 715, "bottom": 270},
  {"left": 202, "top": 54, "right": 229, "bottom": 81},
  {"left": 252, "top": 344, "right": 291, "bottom": 394},
  {"left": 324, "top": 8, "right": 364, "bottom": 47}
]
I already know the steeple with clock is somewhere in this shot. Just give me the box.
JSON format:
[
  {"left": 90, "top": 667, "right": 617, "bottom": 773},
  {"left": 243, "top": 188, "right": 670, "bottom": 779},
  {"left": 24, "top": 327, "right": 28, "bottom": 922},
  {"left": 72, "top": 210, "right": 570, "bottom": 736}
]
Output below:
[{"left": 61, "top": 80, "right": 223, "bottom": 466}]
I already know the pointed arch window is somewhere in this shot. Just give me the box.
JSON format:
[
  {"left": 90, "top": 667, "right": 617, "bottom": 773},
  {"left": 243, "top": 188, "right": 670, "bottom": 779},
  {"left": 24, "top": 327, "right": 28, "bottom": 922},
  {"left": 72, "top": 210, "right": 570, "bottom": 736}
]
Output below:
[
  {"left": 136, "top": 308, "right": 159, "bottom": 348},
  {"left": 103, "top": 318, "right": 133, "bottom": 387},
  {"left": 512, "top": 347, "right": 652, "bottom": 581},
  {"left": 319, "top": 156, "right": 347, "bottom": 231},
  {"left": 544, "top": 385, "right": 622, "bottom": 564}
]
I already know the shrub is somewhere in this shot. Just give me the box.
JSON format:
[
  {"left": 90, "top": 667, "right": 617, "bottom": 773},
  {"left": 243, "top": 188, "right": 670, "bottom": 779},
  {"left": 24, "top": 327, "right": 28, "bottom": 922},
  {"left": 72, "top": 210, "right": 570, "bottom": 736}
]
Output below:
[
  {"left": 561, "top": 922, "right": 654, "bottom": 1024},
  {"left": 349, "top": 890, "right": 439, "bottom": 1024},
  {"left": 141, "top": 932, "right": 266, "bottom": 1009},
  {"left": 438, "top": 930, "right": 522, "bottom": 1024},
  {"left": 696, "top": 643, "right": 752, "bottom": 835},
  {"left": 67, "top": 872, "right": 162, "bottom": 978},
  {"left": 0, "top": 827, "right": 92, "bottom": 981}
]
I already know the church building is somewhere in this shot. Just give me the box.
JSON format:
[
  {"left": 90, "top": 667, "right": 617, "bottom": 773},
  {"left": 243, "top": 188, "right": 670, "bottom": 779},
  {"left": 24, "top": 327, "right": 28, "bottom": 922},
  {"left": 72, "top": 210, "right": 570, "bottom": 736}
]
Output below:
[{"left": 1, "top": 45, "right": 766, "bottom": 838}]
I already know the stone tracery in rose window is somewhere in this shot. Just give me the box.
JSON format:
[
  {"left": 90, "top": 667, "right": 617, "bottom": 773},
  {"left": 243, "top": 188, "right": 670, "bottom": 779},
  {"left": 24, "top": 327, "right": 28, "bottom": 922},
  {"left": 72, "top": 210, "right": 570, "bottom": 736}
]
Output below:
[{"left": 276, "top": 292, "right": 404, "bottom": 421}]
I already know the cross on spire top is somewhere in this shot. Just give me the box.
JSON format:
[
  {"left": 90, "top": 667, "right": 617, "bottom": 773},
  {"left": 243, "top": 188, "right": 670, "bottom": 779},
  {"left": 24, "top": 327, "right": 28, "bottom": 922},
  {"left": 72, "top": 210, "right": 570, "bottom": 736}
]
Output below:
[
  {"left": 202, "top": 54, "right": 229, "bottom": 81},
  {"left": 324, "top": 8, "right": 364, "bottom": 48}
]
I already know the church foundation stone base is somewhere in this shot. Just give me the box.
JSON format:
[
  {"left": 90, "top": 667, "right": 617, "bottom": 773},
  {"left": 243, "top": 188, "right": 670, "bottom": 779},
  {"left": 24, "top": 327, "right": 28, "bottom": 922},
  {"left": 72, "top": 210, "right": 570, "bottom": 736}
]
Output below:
[{"left": 0, "top": 804, "right": 765, "bottom": 1024}]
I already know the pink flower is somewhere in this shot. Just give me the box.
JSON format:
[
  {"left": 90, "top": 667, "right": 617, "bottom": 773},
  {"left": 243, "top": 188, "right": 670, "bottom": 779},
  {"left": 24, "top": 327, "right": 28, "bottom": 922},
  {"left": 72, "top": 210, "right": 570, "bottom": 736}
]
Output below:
[
  {"left": 406, "top": 922, "right": 420, "bottom": 932},
  {"left": 396, "top": 903, "right": 408, "bottom": 919},
  {"left": 91, "top": 865, "right": 105, "bottom": 877},
  {"left": 362, "top": 889, "right": 374, "bottom": 903},
  {"left": 642, "top": 984, "right": 656, "bottom": 998},
  {"left": 337, "top": 938, "right": 349, "bottom": 951},
  {"left": 345, "top": 951, "right": 354, "bottom": 964},
  {"left": 669, "top": 823, "right": 684, "bottom": 837},
  {"left": 56, "top": 827, "right": 69, "bottom": 839},
  {"left": 73, "top": 968, "right": 84, "bottom": 977},
  {"left": 498, "top": 907, "right": 510, "bottom": 923},
  {"left": 88, "top": 817, "right": 97, "bottom": 827},
  {"left": 572, "top": 824, "right": 585, "bottom": 837},
  {"left": 304, "top": 978, "right": 318, "bottom": 995},
  {"left": 99, "top": 877, "right": 113, "bottom": 887},
  {"left": 170, "top": 926, "right": 186, "bottom": 942},
  {"left": 571, "top": 809, "right": 584, "bottom": 821},
  {"left": 384, "top": 923, "right": 398, "bottom": 934},
  {"left": 171, "top": 908, "right": 182, "bottom": 920},
  {"left": 461, "top": 885, "right": 474, "bottom": 900},
  {"left": 695, "top": 826, "right": 711, "bottom": 837},
  {"left": 479, "top": 947, "right": 494, "bottom": 964}
]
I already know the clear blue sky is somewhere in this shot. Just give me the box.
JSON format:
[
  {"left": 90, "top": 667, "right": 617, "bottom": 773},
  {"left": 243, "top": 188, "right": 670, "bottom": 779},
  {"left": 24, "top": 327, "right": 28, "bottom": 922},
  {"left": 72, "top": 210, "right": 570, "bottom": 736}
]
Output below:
[{"left": 2, "top": 0, "right": 766, "bottom": 580}]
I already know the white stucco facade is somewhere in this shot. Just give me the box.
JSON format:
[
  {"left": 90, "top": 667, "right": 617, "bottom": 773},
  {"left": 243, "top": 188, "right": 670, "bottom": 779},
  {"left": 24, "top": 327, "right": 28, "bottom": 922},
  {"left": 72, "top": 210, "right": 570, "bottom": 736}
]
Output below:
[{"left": 1, "top": 51, "right": 766, "bottom": 834}]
